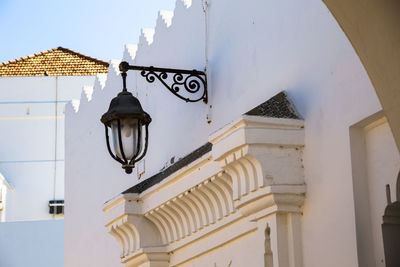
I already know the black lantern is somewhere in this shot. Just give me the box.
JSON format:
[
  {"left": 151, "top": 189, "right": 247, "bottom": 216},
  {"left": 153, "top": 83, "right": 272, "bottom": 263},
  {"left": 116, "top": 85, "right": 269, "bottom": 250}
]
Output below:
[
  {"left": 101, "top": 62, "right": 207, "bottom": 174},
  {"left": 101, "top": 73, "right": 151, "bottom": 174}
]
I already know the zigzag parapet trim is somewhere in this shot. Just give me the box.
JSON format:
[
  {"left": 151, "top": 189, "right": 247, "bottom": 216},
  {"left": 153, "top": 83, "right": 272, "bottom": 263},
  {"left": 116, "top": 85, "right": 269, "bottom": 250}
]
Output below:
[
  {"left": 123, "top": 44, "right": 138, "bottom": 63},
  {"left": 86, "top": 73, "right": 107, "bottom": 100},
  {"left": 70, "top": 0, "right": 194, "bottom": 115},
  {"left": 139, "top": 28, "right": 156, "bottom": 47},
  {"left": 110, "top": 60, "right": 122, "bottom": 75},
  {"left": 71, "top": 99, "right": 80, "bottom": 113},
  {"left": 169, "top": 0, "right": 193, "bottom": 29},
  {"left": 159, "top": 10, "right": 174, "bottom": 27},
  {"left": 69, "top": 59, "right": 120, "bottom": 113},
  {"left": 83, "top": 85, "right": 94, "bottom": 102},
  {"left": 95, "top": 73, "right": 107, "bottom": 90},
  {"left": 182, "top": 0, "right": 192, "bottom": 8}
]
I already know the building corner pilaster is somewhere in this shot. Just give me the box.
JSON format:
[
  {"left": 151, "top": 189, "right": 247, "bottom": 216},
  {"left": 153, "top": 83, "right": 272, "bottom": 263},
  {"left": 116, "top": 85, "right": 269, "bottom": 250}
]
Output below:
[{"left": 210, "top": 116, "right": 306, "bottom": 267}]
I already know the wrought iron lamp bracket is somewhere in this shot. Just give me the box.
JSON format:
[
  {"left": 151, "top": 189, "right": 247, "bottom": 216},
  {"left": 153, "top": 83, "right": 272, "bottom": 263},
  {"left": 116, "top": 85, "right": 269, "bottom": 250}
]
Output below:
[{"left": 119, "top": 61, "right": 208, "bottom": 104}]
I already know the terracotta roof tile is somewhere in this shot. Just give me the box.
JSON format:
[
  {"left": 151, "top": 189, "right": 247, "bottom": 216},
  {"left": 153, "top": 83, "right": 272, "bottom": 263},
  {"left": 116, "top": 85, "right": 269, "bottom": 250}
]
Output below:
[{"left": 0, "top": 47, "right": 109, "bottom": 77}]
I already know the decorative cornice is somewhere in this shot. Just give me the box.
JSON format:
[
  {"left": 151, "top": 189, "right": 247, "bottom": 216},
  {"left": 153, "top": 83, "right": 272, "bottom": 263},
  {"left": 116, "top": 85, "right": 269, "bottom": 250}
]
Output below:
[
  {"left": 209, "top": 116, "right": 305, "bottom": 221},
  {"left": 144, "top": 172, "right": 234, "bottom": 244},
  {"left": 104, "top": 195, "right": 166, "bottom": 261},
  {"left": 103, "top": 115, "right": 306, "bottom": 266}
]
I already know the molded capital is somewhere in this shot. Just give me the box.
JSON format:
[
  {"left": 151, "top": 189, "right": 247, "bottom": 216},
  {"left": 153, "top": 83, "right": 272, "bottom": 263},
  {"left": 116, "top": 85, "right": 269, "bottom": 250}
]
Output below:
[{"left": 103, "top": 194, "right": 168, "bottom": 264}]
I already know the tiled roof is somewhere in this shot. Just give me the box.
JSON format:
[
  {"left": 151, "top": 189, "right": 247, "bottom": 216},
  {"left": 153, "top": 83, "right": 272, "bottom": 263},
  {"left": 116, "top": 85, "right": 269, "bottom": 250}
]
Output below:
[
  {"left": 245, "top": 91, "right": 302, "bottom": 119},
  {"left": 0, "top": 47, "right": 109, "bottom": 77}
]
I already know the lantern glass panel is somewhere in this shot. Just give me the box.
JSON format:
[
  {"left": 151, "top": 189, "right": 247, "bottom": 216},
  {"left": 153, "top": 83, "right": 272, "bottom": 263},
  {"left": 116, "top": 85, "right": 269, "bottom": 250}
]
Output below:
[{"left": 111, "top": 118, "right": 141, "bottom": 160}]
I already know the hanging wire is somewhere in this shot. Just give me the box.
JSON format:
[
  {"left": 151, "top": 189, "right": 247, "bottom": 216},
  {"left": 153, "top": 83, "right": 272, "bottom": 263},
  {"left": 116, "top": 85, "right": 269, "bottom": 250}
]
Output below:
[
  {"left": 201, "top": 0, "right": 212, "bottom": 123},
  {"left": 201, "top": 0, "right": 209, "bottom": 73}
]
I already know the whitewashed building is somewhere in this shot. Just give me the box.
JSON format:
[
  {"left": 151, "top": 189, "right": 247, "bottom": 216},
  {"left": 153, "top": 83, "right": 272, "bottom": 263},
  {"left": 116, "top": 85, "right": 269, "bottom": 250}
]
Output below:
[
  {"left": 64, "top": 1, "right": 400, "bottom": 267},
  {"left": 0, "top": 47, "right": 108, "bottom": 221},
  {"left": 0, "top": 47, "right": 108, "bottom": 267}
]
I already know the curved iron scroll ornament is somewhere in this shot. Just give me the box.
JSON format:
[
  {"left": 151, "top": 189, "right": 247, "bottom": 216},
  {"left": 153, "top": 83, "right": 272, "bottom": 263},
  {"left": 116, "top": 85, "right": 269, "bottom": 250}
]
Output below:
[{"left": 119, "top": 61, "right": 208, "bottom": 103}]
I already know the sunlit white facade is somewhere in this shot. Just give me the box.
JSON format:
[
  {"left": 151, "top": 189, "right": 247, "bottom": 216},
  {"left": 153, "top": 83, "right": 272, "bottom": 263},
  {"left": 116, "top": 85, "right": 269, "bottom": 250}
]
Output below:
[{"left": 64, "top": 1, "right": 400, "bottom": 266}]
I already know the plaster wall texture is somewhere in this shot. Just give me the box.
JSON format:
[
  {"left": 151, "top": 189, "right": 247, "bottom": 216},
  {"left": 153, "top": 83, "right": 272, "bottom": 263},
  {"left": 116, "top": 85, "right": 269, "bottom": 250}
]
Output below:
[
  {"left": 0, "top": 220, "right": 64, "bottom": 267},
  {"left": 64, "top": 0, "right": 391, "bottom": 266},
  {"left": 0, "top": 75, "right": 95, "bottom": 221}
]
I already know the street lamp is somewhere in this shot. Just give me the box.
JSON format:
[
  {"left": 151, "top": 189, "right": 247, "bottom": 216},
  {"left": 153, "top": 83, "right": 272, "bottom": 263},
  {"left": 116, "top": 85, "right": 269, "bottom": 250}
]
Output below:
[{"left": 101, "top": 61, "right": 207, "bottom": 174}]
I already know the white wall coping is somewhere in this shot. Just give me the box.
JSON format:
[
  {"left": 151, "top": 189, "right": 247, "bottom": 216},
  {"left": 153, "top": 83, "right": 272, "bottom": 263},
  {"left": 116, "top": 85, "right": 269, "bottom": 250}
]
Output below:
[
  {"left": 0, "top": 173, "right": 14, "bottom": 190},
  {"left": 209, "top": 115, "right": 304, "bottom": 144}
]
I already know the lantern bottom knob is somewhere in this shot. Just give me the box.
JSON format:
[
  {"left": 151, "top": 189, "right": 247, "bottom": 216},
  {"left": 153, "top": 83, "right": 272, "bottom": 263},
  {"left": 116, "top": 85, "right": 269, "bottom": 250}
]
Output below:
[
  {"left": 122, "top": 164, "right": 134, "bottom": 174},
  {"left": 124, "top": 167, "right": 133, "bottom": 174}
]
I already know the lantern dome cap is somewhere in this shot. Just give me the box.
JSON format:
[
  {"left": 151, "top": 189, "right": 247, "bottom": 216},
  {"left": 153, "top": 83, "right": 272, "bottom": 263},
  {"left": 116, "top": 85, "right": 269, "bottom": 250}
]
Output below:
[{"left": 101, "top": 91, "right": 152, "bottom": 126}]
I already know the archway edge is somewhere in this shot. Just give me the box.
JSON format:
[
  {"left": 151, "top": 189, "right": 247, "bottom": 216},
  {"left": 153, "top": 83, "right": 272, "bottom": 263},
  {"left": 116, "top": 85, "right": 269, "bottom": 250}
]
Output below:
[{"left": 323, "top": 0, "right": 400, "bottom": 150}]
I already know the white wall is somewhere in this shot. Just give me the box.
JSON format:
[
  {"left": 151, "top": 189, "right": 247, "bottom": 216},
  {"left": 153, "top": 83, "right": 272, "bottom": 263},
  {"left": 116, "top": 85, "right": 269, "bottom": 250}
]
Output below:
[
  {"left": 365, "top": 120, "right": 400, "bottom": 266},
  {"left": 178, "top": 230, "right": 259, "bottom": 267},
  {"left": 0, "top": 75, "right": 95, "bottom": 221},
  {"left": 351, "top": 116, "right": 400, "bottom": 267},
  {"left": 0, "top": 220, "right": 63, "bottom": 267},
  {"left": 65, "top": 0, "right": 386, "bottom": 266}
]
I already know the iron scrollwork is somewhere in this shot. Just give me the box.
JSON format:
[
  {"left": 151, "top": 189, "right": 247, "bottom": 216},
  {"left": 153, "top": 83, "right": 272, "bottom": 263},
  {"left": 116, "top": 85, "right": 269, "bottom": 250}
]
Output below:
[{"left": 119, "top": 61, "right": 208, "bottom": 103}]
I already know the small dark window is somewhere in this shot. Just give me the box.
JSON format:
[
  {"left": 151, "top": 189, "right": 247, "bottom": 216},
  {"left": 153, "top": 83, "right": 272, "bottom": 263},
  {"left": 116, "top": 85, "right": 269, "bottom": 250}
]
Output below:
[{"left": 49, "top": 200, "right": 64, "bottom": 215}]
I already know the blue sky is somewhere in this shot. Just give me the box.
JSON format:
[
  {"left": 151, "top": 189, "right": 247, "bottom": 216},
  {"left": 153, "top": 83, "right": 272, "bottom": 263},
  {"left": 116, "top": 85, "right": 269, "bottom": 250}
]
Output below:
[{"left": 0, "top": 0, "right": 176, "bottom": 63}]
